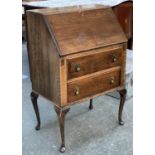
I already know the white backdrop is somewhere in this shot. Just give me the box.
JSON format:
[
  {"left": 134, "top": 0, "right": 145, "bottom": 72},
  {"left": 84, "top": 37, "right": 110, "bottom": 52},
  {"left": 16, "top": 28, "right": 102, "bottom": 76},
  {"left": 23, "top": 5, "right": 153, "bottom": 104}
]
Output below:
[{"left": 28, "top": 0, "right": 128, "bottom": 7}]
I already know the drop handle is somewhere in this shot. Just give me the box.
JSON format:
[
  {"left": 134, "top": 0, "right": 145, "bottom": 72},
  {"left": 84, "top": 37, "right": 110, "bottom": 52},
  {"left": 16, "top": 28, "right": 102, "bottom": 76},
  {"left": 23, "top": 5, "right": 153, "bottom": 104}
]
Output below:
[
  {"left": 112, "top": 54, "right": 117, "bottom": 62},
  {"left": 75, "top": 64, "right": 81, "bottom": 72},
  {"left": 74, "top": 86, "right": 79, "bottom": 95},
  {"left": 110, "top": 77, "right": 115, "bottom": 84}
]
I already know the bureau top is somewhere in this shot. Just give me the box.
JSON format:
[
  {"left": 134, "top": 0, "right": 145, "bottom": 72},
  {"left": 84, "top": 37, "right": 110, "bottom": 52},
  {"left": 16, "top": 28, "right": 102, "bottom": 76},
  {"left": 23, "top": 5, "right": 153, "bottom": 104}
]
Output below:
[{"left": 27, "top": 5, "right": 127, "bottom": 56}]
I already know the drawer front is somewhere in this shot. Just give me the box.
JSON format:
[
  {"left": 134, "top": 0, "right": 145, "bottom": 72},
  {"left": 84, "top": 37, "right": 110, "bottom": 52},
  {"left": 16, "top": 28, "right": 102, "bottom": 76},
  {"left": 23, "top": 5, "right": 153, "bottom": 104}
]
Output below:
[
  {"left": 67, "top": 47, "right": 122, "bottom": 79},
  {"left": 67, "top": 67, "right": 121, "bottom": 103}
]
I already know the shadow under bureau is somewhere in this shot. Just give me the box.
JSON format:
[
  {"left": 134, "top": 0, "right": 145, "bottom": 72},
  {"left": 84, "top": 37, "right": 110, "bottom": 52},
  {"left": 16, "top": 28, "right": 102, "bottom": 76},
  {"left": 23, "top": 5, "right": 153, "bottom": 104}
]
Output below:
[{"left": 27, "top": 5, "right": 127, "bottom": 153}]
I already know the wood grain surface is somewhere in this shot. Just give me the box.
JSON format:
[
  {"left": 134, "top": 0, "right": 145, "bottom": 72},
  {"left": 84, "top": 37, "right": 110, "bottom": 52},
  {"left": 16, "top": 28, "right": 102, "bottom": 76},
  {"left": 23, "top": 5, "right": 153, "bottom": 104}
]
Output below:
[
  {"left": 27, "top": 12, "right": 61, "bottom": 106},
  {"left": 45, "top": 7, "right": 127, "bottom": 56},
  {"left": 67, "top": 67, "right": 121, "bottom": 102},
  {"left": 67, "top": 46, "right": 123, "bottom": 79}
]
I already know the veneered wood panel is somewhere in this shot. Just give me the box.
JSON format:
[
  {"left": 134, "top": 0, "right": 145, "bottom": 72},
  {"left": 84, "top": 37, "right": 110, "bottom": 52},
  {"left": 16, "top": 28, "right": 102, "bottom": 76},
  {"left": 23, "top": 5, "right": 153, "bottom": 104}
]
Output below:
[
  {"left": 59, "top": 58, "right": 68, "bottom": 107},
  {"left": 27, "top": 12, "right": 61, "bottom": 105},
  {"left": 120, "top": 43, "right": 127, "bottom": 87},
  {"left": 45, "top": 7, "right": 127, "bottom": 56},
  {"left": 67, "top": 67, "right": 121, "bottom": 103},
  {"left": 67, "top": 46, "right": 123, "bottom": 79}
]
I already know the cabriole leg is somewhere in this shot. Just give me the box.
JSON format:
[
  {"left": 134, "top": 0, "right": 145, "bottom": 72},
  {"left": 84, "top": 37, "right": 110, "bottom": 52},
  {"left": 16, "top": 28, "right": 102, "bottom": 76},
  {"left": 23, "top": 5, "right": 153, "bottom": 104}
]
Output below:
[
  {"left": 54, "top": 106, "right": 70, "bottom": 153},
  {"left": 30, "top": 92, "right": 41, "bottom": 130},
  {"left": 118, "top": 89, "right": 127, "bottom": 125},
  {"left": 89, "top": 99, "right": 93, "bottom": 110}
]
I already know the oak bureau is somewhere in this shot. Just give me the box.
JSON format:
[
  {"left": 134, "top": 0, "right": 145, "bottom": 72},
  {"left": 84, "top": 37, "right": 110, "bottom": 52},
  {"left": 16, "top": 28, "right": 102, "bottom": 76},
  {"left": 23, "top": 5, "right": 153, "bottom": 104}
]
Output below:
[{"left": 27, "top": 5, "right": 127, "bottom": 153}]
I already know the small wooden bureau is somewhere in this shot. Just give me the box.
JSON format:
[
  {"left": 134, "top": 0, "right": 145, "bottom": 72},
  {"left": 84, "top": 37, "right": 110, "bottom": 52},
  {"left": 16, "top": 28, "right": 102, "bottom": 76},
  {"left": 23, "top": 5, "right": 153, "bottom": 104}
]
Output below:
[{"left": 27, "top": 5, "right": 127, "bottom": 153}]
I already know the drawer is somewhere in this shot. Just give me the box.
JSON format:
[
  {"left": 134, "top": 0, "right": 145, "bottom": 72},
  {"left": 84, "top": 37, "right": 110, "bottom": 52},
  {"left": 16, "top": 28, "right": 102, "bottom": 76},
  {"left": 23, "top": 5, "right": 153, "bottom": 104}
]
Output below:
[
  {"left": 67, "top": 47, "right": 122, "bottom": 79},
  {"left": 67, "top": 67, "right": 121, "bottom": 103}
]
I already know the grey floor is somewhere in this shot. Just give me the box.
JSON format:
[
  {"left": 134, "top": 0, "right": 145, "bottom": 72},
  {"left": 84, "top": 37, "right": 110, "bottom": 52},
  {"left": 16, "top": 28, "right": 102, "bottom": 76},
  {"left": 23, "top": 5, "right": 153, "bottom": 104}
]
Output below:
[{"left": 22, "top": 42, "right": 133, "bottom": 155}]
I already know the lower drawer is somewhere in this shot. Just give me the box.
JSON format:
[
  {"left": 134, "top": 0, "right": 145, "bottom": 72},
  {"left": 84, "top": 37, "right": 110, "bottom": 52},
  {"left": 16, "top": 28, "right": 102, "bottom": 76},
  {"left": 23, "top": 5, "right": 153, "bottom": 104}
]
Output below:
[{"left": 67, "top": 67, "right": 121, "bottom": 103}]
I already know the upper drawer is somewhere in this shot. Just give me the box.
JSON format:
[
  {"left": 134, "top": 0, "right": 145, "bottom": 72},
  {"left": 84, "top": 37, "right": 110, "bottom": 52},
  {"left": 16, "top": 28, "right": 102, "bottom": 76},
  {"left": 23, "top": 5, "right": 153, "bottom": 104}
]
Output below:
[{"left": 67, "top": 47, "right": 122, "bottom": 79}]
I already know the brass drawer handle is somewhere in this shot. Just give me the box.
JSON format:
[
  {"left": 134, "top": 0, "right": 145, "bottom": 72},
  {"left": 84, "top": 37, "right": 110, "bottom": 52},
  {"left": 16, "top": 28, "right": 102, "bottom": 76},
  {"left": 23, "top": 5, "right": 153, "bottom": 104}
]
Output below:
[
  {"left": 110, "top": 77, "right": 115, "bottom": 84},
  {"left": 112, "top": 54, "right": 117, "bottom": 63},
  {"left": 75, "top": 64, "right": 80, "bottom": 72},
  {"left": 74, "top": 86, "right": 79, "bottom": 95}
]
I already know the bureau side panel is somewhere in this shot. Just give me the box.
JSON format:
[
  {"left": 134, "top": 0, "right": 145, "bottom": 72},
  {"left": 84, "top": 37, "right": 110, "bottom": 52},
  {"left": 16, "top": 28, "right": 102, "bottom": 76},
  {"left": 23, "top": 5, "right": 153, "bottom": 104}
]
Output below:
[{"left": 27, "top": 12, "right": 60, "bottom": 105}]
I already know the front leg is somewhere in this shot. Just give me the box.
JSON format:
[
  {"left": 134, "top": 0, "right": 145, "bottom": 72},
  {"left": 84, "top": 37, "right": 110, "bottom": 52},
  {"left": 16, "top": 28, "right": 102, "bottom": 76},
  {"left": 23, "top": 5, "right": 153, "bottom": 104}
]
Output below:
[
  {"left": 30, "top": 92, "right": 41, "bottom": 130},
  {"left": 118, "top": 89, "right": 127, "bottom": 125},
  {"left": 54, "top": 106, "right": 70, "bottom": 153}
]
